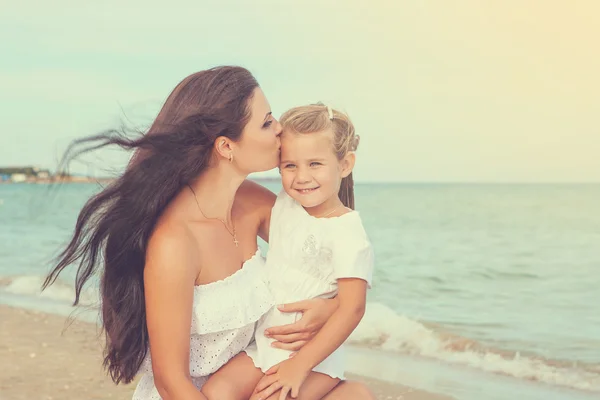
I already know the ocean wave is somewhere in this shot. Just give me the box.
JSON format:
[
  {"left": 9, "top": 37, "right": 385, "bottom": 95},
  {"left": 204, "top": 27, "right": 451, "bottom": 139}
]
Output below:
[
  {"left": 1, "top": 274, "right": 100, "bottom": 306},
  {"left": 349, "top": 302, "right": 600, "bottom": 392},
  {"left": 2, "top": 274, "right": 599, "bottom": 392}
]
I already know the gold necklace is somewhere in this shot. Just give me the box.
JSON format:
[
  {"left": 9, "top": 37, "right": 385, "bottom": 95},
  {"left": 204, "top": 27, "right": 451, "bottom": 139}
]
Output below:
[
  {"left": 187, "top": 185, "right": 239, "bottom": 247},
  {"left": 317, "top": 203, "right": 344, "bottom": 218}
]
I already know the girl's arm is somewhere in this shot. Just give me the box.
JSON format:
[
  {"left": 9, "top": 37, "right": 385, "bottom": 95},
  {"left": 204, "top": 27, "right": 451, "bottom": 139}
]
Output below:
[
  {"left": 254, "top": 279, "right": 367, "bottom": 399},
  {"left": 268, "top": 224, "right": 373, "bottom": 359},
  {"left": 284, "top": 278, "right": 366, "bottom": 369},
  {"left": 256, "top": 222, "right": 374, "bottom": 398}
]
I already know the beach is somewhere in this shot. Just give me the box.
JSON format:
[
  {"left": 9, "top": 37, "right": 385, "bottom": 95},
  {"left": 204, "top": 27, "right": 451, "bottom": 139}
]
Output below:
[
  {"left": 1, "top": 183, "right": 599, "bottom": 400},
  {"left": 0, "top": 305, "right": 451, "bottom": 400}
]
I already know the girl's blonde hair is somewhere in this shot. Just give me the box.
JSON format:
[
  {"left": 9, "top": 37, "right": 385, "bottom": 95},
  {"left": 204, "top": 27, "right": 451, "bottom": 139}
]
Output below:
[{"left": 279, "top": 103, "right": 360, "bottom": 209}]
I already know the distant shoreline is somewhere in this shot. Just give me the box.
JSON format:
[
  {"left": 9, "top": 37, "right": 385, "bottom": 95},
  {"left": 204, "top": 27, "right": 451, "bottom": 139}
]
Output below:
[
  {"left": 0, "top": 177, "right": 114, "bottom": 185},
  {"left": 1, "top": 178, "right": 598, "bottom": 185},
  {"left": 0, "top": 176, "right": 283, "bottom": 185}
]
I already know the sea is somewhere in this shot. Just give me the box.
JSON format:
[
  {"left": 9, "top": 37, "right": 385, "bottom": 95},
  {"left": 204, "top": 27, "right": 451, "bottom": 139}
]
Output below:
[{"left": 1, "top": 182, "right": 599, "bottom": 400}]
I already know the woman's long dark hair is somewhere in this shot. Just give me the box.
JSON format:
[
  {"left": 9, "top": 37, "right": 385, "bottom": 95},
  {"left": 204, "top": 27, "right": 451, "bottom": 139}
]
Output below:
[{"left": 42, "top": 66, "right": 259, "bottom": 384}]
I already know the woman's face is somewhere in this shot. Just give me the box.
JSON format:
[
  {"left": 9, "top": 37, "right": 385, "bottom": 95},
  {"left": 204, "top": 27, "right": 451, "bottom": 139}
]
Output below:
[{"left": 234, "top": 88, "right": 282, "bottom": 173}]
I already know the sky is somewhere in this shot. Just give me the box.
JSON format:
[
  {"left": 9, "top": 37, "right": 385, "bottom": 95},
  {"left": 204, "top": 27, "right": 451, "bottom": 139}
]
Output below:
[{"left": 1, "top": 0, "right": 599, "bottom": 182}]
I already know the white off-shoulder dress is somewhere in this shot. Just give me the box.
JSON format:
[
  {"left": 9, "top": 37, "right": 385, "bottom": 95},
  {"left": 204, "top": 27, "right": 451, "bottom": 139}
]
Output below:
[
  {"left": 132, "top": 250, "right": 273, "bottom": 399},
  {"left": 245, "top": 190, "right": 374, "bottom": 380}
]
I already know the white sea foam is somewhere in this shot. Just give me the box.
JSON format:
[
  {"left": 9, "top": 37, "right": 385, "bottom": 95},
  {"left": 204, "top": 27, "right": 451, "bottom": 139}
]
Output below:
[{"left": 2, "top": 275, "right": 599, "bottom": 392}]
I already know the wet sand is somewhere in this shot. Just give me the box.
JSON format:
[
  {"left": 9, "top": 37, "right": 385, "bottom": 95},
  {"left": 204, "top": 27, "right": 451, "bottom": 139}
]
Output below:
[{"left": 0, "top": 305, "right": 453, "bottom": 400}]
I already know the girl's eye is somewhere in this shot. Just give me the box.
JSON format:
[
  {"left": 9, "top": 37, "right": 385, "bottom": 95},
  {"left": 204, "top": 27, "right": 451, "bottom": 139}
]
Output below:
[
  {"left": 310, "top": 162, "right": 322, "bottom": 167},
  {"left": 263, "top": 120, "right": 273, "bottom": 128},
  {"left": 283, "top": 164, "right": 296, "bottom": 169}
]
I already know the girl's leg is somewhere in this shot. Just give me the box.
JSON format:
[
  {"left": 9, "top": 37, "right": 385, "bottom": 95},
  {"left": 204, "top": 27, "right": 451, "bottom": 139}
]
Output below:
[{"left": 201, "top": 352, "right": 264, "bottom": 400}]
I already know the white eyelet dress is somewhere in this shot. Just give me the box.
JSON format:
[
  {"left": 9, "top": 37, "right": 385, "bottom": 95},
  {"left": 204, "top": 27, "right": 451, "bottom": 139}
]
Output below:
[
  {"left": 132, "top": 250, "right": 274, "bottom": 399},
  {"left": 245, "top": 191, "right": 374, "bottom": 380}
]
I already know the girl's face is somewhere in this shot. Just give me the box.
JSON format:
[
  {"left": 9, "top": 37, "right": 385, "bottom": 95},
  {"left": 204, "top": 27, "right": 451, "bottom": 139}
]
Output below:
[{"left": 279, "top": 129, "right": 353, "bottom": 213}]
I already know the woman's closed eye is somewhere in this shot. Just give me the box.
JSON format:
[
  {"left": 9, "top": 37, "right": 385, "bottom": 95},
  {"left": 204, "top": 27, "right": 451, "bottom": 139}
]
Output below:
[{"left": 262, "top": 119, "right": 273, "bottom": 129}]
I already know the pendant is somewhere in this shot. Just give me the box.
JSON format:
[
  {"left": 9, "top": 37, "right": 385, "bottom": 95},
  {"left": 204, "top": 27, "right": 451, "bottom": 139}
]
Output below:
[{"left": 233, "top": 235, "right": 239, "bottom": 247}]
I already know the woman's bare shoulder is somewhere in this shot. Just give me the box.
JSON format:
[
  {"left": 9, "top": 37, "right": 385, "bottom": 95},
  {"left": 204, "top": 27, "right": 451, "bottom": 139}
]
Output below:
[
  {"left": 145, "top": 219, "right": 200, "bottom": 281},
  {"left": 236, "top": 179, "right": 276, "bottom": 211},
  {"left": 237, "top": 180, "right": 277, "bottom": 242}
]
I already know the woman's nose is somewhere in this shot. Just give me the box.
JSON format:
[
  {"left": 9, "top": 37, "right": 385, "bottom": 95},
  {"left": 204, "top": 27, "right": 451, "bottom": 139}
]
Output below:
[{"left": 274, "top": 119, "right": 283, "bottom": 136}]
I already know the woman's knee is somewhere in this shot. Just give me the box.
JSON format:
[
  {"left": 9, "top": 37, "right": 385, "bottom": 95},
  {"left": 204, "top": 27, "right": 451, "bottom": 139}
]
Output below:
[
  {"left": 353, "top": 383, "right": 375, "bottom": 399},
  {"left": 324, "top": 380, "right": 375, "bottom": 400},
  {"left": 202, "top": 353, "right": 262, "bottom": 400},
  {"left": 344, "top": 381, "right": 375, "bottom": 399},
  {"left": 202, "top": 377, "right": 244, "bottom": 400}
]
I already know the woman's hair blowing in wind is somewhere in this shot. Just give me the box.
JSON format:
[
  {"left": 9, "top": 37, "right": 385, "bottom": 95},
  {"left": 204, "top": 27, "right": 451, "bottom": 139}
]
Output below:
[{"left": 42, "top": 66, "right": 259, "bottom": 384}]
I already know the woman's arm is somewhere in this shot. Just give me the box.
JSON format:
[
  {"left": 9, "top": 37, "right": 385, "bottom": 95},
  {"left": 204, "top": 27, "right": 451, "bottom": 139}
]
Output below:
[
  {"left": 144, "top": 225, "right": 207, "bottom": 400},
  {"left": 264, "top": 297, "right": 340, "bottom": 350}
]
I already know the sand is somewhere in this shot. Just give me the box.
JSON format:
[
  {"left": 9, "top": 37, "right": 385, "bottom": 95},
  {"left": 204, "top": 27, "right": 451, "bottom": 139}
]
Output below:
[{"left": 0, "top": 305, "right": 453, "bottom": 400}]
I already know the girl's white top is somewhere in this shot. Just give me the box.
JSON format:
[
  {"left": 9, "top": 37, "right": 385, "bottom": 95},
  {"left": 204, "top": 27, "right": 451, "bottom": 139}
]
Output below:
[
  {"left": 132, "top": 250, "right": 273, "bottom": 399},
  {"left": 245, "top": 190, "right": 374, "bottom": 379}
]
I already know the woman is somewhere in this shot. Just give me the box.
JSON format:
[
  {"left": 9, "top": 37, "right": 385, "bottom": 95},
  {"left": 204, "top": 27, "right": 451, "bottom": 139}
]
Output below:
[{"left": 43, "top": 66, "right": 374, "bottom": 399}]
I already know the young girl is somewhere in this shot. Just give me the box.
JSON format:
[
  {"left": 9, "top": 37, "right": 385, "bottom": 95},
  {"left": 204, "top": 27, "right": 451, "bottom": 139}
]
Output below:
[
  {"left": 244, "top": 103, "right": 374, "bottom": 400},
  {"left": 200, "top": 103, "right": 373, "bottom": 400}
]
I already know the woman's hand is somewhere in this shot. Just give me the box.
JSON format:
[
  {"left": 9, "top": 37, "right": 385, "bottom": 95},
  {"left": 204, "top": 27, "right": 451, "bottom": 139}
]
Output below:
[{"left": 264, "top": 297, "right": 339, "bottom": 351}]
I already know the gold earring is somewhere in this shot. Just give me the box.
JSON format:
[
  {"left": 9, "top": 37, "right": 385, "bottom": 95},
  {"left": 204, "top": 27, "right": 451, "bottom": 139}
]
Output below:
[{"left": 229, "top": 153, "right": 233, "bottom": 163}]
